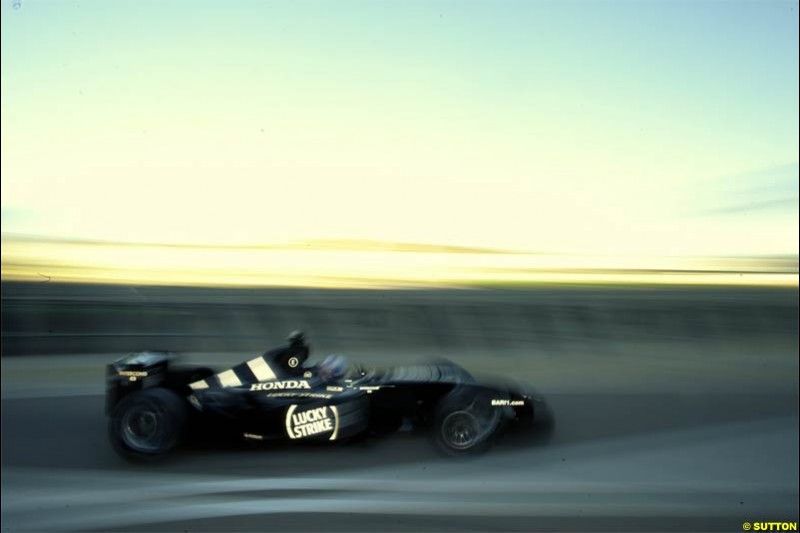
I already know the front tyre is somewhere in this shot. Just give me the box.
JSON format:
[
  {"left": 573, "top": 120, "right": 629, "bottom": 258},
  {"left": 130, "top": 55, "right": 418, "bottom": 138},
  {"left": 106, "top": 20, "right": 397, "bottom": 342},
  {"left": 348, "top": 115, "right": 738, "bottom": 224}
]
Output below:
[
  {"left": 109, "top": 388, "right": 187, "bottom": 461},
  {"left": 433, "top": 390, "right": 501, "bottom": 456}
]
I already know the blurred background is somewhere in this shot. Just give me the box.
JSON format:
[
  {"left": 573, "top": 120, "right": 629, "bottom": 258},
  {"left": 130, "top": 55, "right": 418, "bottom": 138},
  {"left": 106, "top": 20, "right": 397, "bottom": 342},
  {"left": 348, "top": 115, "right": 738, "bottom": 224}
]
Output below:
[{"left": 2, "top": 0, "right": 798, "bottom": 531}]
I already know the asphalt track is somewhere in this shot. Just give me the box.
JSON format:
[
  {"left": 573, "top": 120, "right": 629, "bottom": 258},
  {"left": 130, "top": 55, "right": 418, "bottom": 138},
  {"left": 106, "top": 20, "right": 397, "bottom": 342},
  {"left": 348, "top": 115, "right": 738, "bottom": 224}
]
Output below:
[
  {"left": 2, "top": 284, "right": 798, "bottom": 531},
  {"left": 2, "top": 382, "right": 798, "bottom": 531}
]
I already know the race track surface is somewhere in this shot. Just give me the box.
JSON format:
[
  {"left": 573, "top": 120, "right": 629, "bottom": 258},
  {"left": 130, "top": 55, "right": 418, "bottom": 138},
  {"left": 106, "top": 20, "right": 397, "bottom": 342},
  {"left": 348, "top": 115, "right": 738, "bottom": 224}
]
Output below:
[{"left": 3, "top": 389, "right": 797, "bottom": 531}]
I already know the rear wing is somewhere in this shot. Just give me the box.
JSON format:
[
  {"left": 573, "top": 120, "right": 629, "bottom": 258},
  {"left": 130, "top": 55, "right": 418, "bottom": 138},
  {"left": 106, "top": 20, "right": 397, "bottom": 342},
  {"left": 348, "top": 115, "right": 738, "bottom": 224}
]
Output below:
[{"left": 105, "top": 351, "right": 170, "bottom": 414}]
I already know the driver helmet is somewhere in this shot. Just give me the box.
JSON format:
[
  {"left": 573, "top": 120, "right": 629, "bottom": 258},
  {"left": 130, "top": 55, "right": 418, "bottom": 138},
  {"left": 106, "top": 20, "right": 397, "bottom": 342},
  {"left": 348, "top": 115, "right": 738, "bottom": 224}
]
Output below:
[
  {"left": 318, "top": 353, "right": 348, "bottom": 382},
  {"left": 287, "top": 330, "right": 306, "bottom": 346}
]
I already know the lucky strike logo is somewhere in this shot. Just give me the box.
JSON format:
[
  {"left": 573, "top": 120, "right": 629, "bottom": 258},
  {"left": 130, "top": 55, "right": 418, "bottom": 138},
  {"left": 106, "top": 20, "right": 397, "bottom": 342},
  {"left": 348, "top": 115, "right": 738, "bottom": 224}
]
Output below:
[{"left": 285, "top": 404, "right": 339, "bottom": 440}]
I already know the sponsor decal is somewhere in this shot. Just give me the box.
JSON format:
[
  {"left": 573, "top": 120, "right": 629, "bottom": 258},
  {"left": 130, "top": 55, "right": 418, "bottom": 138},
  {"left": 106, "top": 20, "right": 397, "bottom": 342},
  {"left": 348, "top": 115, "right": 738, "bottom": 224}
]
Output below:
[
  {"left": 118, "top": 370, "right": 148, "bottom": 378},
  {"left": 247, "top": 357, "right": 277, "bottom": 382},
  {"left": 285, "top": 404, "right": 339, "bottom": 440},
  {"left": 266, "top": 392, "right": 333, "bottom": 399},
  {"left": 288, "top": 356, "right": 300, "bottom": 368},
  {"left": 491, "top": 399, "right": 525, "bottom": 406},
  {"left": 243, "top": 433, "right": 264, "bottom": 440},
  {"left": 217, "top": 369, "right": 242, "bottom": 388},
  {"left": 326, "top": 386, "right": 344, "bottom": 392},
  {"left": 303, "top": 371, "right": 313, "bottom": 378},
  {"left": 250, "top": 380, "right": 311, "bottom": 391}
]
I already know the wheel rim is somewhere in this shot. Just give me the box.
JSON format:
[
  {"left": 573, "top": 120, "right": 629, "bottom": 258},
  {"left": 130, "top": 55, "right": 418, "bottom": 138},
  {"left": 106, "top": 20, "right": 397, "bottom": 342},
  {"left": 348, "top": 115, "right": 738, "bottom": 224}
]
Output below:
[
  {"left": 441, "top": 411, "right": 480, "bottom": 450},
  {"left": 121, "top": 403, "right": 164, "bottom": 452}
]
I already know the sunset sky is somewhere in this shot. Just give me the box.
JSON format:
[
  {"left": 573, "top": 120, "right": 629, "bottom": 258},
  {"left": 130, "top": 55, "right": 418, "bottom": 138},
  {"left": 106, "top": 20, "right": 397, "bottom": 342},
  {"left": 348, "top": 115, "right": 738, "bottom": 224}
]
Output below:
[{"left": 1, "top": 1, "right": 798, "bottom": 286}]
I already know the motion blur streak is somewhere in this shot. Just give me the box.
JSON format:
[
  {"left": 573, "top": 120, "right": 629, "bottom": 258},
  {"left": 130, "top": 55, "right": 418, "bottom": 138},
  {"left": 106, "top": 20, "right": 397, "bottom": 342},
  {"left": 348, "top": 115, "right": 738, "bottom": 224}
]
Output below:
[
  {"left": 1, "top": 236, "right": 797, "bottom": 288},
  {"left": 2, "top": 282, "right": 798, "bottom": 531}
]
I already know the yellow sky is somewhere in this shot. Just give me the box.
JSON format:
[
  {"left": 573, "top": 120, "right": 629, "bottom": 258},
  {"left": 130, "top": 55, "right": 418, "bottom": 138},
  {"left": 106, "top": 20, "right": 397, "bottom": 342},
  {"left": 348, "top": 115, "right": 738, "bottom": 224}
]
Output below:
[{"left": 2, "top": 237, "right": 796, "bottom": 288}]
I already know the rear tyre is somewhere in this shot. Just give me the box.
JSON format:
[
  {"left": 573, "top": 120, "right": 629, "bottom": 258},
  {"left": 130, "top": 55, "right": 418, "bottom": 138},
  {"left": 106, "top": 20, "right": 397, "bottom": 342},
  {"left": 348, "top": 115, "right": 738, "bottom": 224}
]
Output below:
[
  {"left": 109, "top": 388, "right": 187, "bottom": 461},
  {"left": 433, "top": 390, "right": 501, "bottom": 456}
]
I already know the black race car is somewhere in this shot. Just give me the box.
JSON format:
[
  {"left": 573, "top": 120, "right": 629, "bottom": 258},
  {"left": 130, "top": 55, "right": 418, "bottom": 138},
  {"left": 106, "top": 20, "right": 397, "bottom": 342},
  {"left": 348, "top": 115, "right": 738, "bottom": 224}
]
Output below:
[{"left": 106, "top": 343, "right": 552, "bottom": 460}]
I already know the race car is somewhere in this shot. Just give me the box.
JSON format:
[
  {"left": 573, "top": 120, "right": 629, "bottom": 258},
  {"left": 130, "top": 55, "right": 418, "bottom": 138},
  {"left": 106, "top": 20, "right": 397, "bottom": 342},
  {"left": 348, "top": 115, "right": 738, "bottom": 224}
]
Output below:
[{"left": 106, "top": 336, "right": 552, "bottom": 460}]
